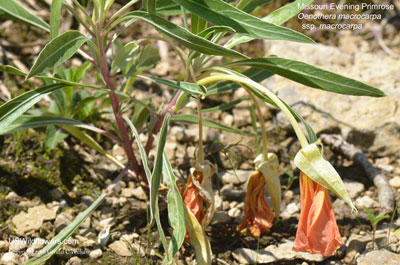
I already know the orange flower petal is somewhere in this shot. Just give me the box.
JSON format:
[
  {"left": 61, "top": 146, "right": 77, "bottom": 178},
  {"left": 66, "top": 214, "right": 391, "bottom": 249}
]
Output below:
[
  {"left": 182, "top": 170, "right": 205, "bottom": 242},
  {"left": 293, "top": 172, "right": 343, "bottom": 256},
  {"left": 237, "top": 171, "right": 274, "bottom": 237}
]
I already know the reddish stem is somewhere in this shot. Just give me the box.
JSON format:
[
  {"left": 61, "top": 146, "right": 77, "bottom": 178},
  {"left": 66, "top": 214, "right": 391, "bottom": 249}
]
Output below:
[
  {"left": 145, "top": 90, "right": 182, "bottom": 154},
  {"left": 97, "top": 34, "right": 142, "bottom": 182}
]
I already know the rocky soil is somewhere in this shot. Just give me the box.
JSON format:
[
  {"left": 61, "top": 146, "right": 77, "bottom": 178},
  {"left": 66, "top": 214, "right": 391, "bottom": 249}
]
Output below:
[{"left": 1, "top": 1, "right": 400, "bottom": 265}]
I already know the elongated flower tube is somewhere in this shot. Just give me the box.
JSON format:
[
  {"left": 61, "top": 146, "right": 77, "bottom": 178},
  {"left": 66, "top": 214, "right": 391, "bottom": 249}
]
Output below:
[
  {"left": 237, "top": 170, "right": 274, "bottom": 237},
  {"left": 293, "top": 172, "right": 343, "bottom": 256}
]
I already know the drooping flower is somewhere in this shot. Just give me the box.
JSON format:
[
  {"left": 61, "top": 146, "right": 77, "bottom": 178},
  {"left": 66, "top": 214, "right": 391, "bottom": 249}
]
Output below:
[
  {"left": 293, "top": 172, "right": 343, "bottom": 256},
  {"left": 237, "top": 170, "right": 274, "bottom": 237},
  {"left": 182, "top": 169, "right": 205, "bottom": 225},
  {"left": 181, "top": 161, "right": 216, "bottom": 242}
]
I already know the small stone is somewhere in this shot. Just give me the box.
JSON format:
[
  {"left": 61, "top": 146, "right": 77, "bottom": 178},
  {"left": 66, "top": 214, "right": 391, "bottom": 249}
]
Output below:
[
  {"left": 343, "top": 179, "right": 365, "bottom": 199},
  {"left": 31, "top": 205, "right": 57, "bottom": 221},
  {"left": 356, "top": 196, "right": 378, "bottom": 209},
  {"left": 344, "top": 234, "right": 371, "bottom": 263},
  {"left": 356, "top": 249, "right": 400, "bottom": 265},
  {"left": 9, "top": 239, "right": 27, "bottom": 252},
  {"left": 81, "top": 195, "right": 94, "bottom": 207},
  {"left": 54, "top": 212, "right": 74, "bottom": 233},
  {"left": 131, "top": 186, "right": 147, "bottom": 201},
  {"left": 228, "top": 207, "right": 241, "bottom": 218},
  {"left": 30, "top": 238, "right": 45, "bottom": 251},
  {"left": 12, "top": 212, "right": 42, "bottom": 235},
  {"left": 214, "top": 194, "right": 223, "bottom": 210},
  {"left": 211, "top": 211, "right": 232, "bottom": 225},
  {"left": 82, "top": 239, "right": 96, "bottom": 248},
  {"left": 89, "top": 249, "right": 103, "bottom": 259},
  {"left": 99, "top": 217, "right": 115, "bottom": 229},
  {"left": 49, "top": 188, "right": 64, "bottom": 200},
  {"left": 221, "top": 188, "right": 244, "bottom": 201},
  {"left": 109, "top": 241, "right": 132, "bottom": 256},
  {"left": 286, "top": 202, "right": 300, "bottom": 215},
  {"left": 0, "top": 240, "right": 9, "bottom": 252},
  {"left": 233, "top": 242, "right": 325, "bottom": 264},
  {"left": 1, "top": 252, "right": 20, "bottom": 264},
  {"left": 121, "top": 188, "right": 134, "bottom": 198},
  {"left": 389, "top": 176, "right": 400, "bottom": 188},
  {"left": 219, "top": 170, "right": 250, "bottom": 185},
  {"left": 66, "top": 256, "right": 81, "bottom": 265},
  {"left": 5, "top": 192, "right": 21, "bottom": 201}
]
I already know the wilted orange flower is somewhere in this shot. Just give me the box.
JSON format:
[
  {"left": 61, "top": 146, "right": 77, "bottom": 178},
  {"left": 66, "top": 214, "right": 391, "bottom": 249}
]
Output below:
[
  {"left": 237, "top": 170, "right": 274, "bottom": 237},
  {"left": 293, "top": 172, "right": 343, "bottom": 256},
  {"left": 182, "top": 170, "right": 205, "bottom": 241},
  {"left": 182, "top": 170, "right": 205, "bottom": 224}
]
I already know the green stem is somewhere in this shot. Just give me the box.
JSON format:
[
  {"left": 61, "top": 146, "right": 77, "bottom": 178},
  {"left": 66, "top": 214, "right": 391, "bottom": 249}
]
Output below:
[
  {"left": 244, "top": 86, "right": 268, "bottom": 160},
  {"left": 197, "top": 74, "right": 309, "bottom": 148},
  {"left": 196, "top": 97, "right": 205, "bottom": 165}
]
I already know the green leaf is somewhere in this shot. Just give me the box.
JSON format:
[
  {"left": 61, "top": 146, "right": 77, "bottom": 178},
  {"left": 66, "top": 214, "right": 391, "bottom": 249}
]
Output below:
[
  {"left": 162, "top": 151, "right": 185, "bottom": 262},
  {"left": 191, "top": 13, "right": 207, "bottom": 34},
  {"left": 264, "top": 0, "right": 314, "bottom": 25},
  {"left": 111, "top": 41, "right": 139, "bottom": 74},
  {"left": 61, "top": 125, "right": 106, "bottom": 155},
  {"left": 226, "top": 0, "right": 313, "bottom": 47},
  {"left": 227, "top": 57, "right": 386, "bottom": 97},
  {"left": 50, "top": 0, "right": 62, "bottom": 39},
  {"left": 202, "top": 97, "right": 248, "bottom": 113},
  {"left": 0, "top": 64, "right": 27, "bottom": 76},
  {"left": 131, "top": 98, "right": 152, "bottom": 131},
  {"left": 151, "top": 115, "right": 170, "bottom": 253},
  {"left": 28, "top": 30, "right": 88, "bottom": 78},
  {"left": 119, "top": 11, "right": 246, "bottom": 58},
  {"left": 139, "top": 75, "right": 207, "bottom": 96},
  {"left": 131, "top": 45, "right": 160, "bottom": 72},
  {"left": 154, "top": 0, "right": 181, "bottom": 15},
  {"left": 0, "top": 0, "right": 50, "bottom": 32},
  {"left": 172, "top": 0, "right": 313, "bottom": 43},
  {"left": 237, "top": 0, "right": 272, "bottom": 13},
  {"left": 206, "top": 67, "right": 273, "bottom": 95},
  {"left": 0, "top": 115, "right": 83, "bottom": 135},
  {"left": 172, "top": 114, "right": 255, "bottom": 136},
  {"left": 46, "top": 125, "right": 68, "bottom": 149},
  {"left": 25, "top": 192, "right": 107, "bottom": 265},
  {"left": 0, "top": 84, "right": 64, "bottom": 130},
  {"left": 143, "top": 0, "right": 156, "bottom": 13}
]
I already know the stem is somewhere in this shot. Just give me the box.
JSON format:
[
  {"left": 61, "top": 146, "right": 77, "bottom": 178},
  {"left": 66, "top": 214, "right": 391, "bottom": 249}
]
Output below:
[
  {"left": 196, "top": 74, "right": 309, "bottom": 148},
  {"left": 196, "top": 97, "right": 205, "bottom": 164},
  {"left": 244, "top": 87, "right": 268, "bottom": 160},
  {"left": 105, "top": 166, "right": 130, "bottom": 193},
  {"left": 144, "top": 90, "right": 183, "bottom": 154},
  {"left": 96, "top": 29, "right": 141, "bottom": 177}
]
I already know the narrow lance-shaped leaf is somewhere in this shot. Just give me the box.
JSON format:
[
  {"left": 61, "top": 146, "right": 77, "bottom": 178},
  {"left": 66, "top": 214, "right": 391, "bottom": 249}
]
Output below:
[
  {"left": 0, "top": 64, "right": 27, "bottom": 76},
  {"left": 172, "top": 0, "right": 313, "bottom": 43},
  {"left": 226, "top": 0, "right": 313, "bottom": 48},
  {"left": 0, "top": 84, "right": 64, "bottom": 130},
  {"left": 162, "top": 151, "right": 185, "bottom": 263},
  {"left": 50, "top": 0, "right": 62, "bottom": 39},
  {"left": 138, "top": 75, "right": 207, "bottom": 96},
  {"left": 118, "top": 11, "right": 246, "bottom": 58},
  {"left": 227, "top": 57, "right": 386, "bottom": 97},
  {"left": 26, "top": 192, "right": 107, "bottom": 265},
  {"left": 0, "top": 0, "right": 50, "bottom": 31},
  {"left": 28, "top": 30, "right": 88, "bottom": 78},
  {"left": 206, "top": 67, "right": 273, "bottom": 95},
  {"left": 149, "top": 115, "right": 170, "bottom": 253},
  {"left": 0, "top": 115, "right": 83, "bottom": 135},
  {"left": 237, "top": 0, "right": 272, "bottom": 13},
  {"left": 123, "top": 115, "right": 169, "bottom": 252}
]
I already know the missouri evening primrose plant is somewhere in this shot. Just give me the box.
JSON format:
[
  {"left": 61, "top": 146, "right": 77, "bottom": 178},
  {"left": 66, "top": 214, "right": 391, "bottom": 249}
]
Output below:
[{"left": 0, "top": 0, "right": 386, "bottom": 264}]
